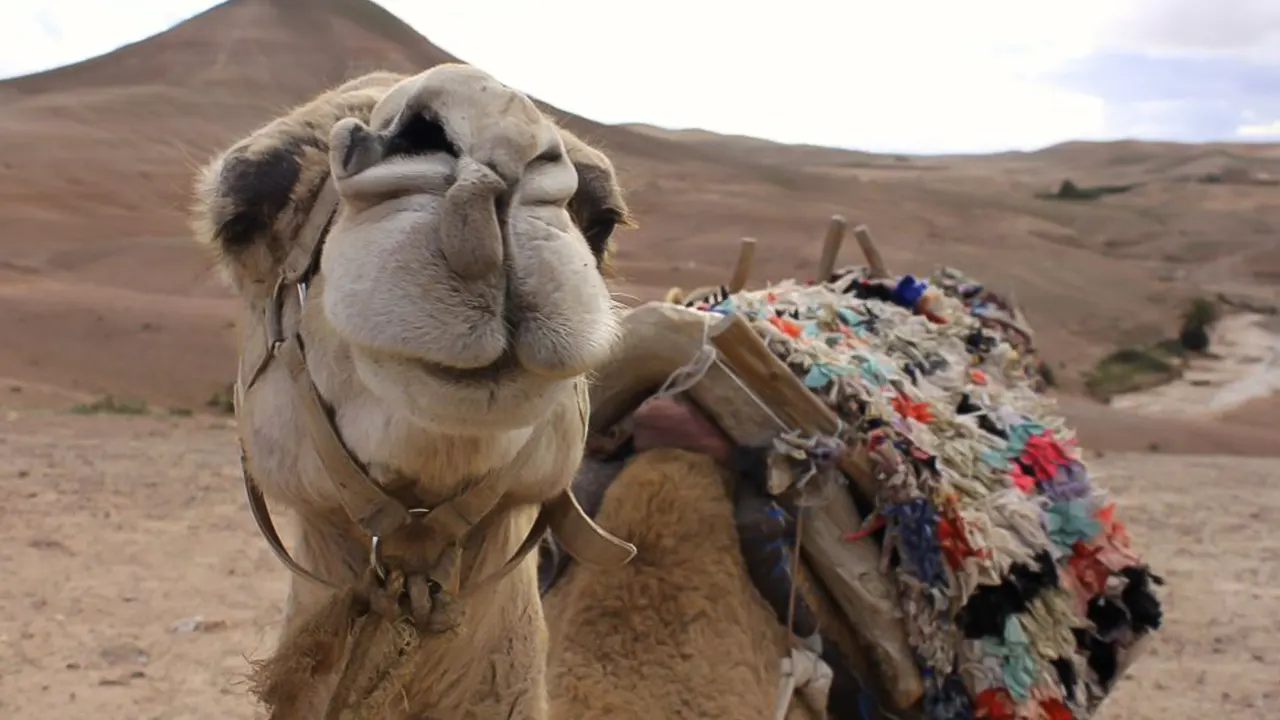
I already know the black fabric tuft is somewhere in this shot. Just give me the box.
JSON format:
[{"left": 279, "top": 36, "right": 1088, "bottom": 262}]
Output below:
[
  {"left": 1074, "top": 628, "right": 1120, "bottom": 688},
  {"left": 958, "top": 552, "right": 1057, "bottom": 639},
  {"left": 965, "top": 329, "right": 996, "bottom": 355},
  {"left": 1120, "top": 566, "right": 1165, "bottom": 633},
  {"left": 727, "top": 444, "right": 772, "bottom": 501},
  {"left": 1050, "top": 656, "right": 1078, "bottom": 702},
  {"left": 1087, "top": 595, "right": 1130, "bottom": 636}
]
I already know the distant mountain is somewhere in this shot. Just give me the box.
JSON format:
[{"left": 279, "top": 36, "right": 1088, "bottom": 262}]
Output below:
[{"left": 0, "top": 0, "right": 1277, "bottom": 418}]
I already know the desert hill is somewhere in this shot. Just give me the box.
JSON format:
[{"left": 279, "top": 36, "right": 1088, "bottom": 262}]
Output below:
[{"left": 1, "top": 0, "right": 1278, "bottom": 454}]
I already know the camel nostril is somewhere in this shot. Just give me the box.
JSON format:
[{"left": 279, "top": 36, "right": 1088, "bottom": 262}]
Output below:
[{"left": 385, "top": 113, "right": 458, "bottom": 158}]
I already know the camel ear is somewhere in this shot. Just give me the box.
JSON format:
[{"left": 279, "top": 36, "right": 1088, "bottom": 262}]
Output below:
[
  {"left": 190, "top": 134, "right": 329, "bottom": 296},
  {"left": 190, "top": 71, "right": 402, "bottom": 296},
  {"left": 559, "top": 129, "right": 633, "bottom": 264}
]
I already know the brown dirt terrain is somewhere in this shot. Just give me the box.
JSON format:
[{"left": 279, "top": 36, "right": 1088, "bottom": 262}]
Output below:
[
  {"left": 1, "top": 410, "right": 1276, "bottom": 719},
  {"left": 2, "top": 0, "right": 1279, "bottom": 717},
  {"left": 1, "top": 0, "right": 1279, "bottom": 446}
]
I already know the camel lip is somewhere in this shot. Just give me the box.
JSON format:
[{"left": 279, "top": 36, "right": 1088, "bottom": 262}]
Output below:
[{"left": 415, "top": 347, "right": 520, "bottom": 385}]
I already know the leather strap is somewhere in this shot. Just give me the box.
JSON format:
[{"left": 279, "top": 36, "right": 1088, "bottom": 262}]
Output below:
[
  {"left": 456, "top": 505, "right": 553, "bottom": 599},
  {"left": 543, "top": 489, "right": 636, "bottom": 567},
  {"left": 280, "top": 338, "right": 411, "bottom": 539},
  {"left": 242, "top": 454, "right": 341, "bottom": 590},
  {"left": 233, "top": 179, "right": 341, "bottom": 413},
  {"left": 285, "top": 179, "right": 342, "bottom": 288}
]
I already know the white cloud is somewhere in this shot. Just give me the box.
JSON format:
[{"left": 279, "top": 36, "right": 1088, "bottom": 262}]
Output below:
[
  {"left": 1097, "top": 0, "right": 1280, "bottom": 63},
  {"left": 0, "top": 0, "right": 205, "bottom": 78},
  {"left": 1237, "top": 119, "right": 1280, "bottom": 137},
  {"left": 384, "top": 0, "right": 1116, "bottom": 153},
  {"left": 0, "top": 0, "right": 1272, "bottom": 153}
]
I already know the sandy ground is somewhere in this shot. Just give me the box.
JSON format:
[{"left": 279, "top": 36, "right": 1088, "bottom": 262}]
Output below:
[
  {"left": 1, "top": 410, "right": 1276, "bottom": 719},
  {"left": 1111, "top": 313, "right": 1280, "bottom": 418}
]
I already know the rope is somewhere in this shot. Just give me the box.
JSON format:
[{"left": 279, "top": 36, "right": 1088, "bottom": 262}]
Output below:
[
  {"left": 653, "top": 314, "right": 717, "bottom": 399},
  {"left": 654, "top": 311, "right": 792, "bottom": 435},
  {"left": 785, "top": 507, "right": 806, "bottom": 644},
  {"left": 713, "top": 354, "right": 791, "bottom": 432}
]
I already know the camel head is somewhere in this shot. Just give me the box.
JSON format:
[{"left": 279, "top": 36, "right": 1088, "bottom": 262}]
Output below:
[{"left": 195, "top": 66, "right": 631, "bottom": 439}]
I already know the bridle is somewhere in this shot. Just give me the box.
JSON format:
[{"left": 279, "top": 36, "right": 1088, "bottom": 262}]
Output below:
[{"left": 232, "top": 175, "right": 635, "bottom": 611}]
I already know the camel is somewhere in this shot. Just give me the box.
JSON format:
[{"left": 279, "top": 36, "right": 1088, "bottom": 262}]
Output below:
[
  {"left": 191, "top": 65, "right": 640, "bottom": 719},
  {"left": 194, "top": 65, "right": 894, "bottom": 720}
]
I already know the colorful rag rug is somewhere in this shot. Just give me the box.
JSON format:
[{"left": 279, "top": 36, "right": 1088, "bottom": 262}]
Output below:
[{"left": 685, "top": 266, "right": 1164, "bottom": 720}]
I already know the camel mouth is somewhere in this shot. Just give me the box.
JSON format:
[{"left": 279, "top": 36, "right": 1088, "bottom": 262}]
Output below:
[{"left": 414, "top": 347, "right": 521, "bottom": 385}]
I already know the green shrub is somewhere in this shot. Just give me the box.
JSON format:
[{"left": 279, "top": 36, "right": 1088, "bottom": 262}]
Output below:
[
  {"left": 1037, "top": 361, "right": 1057, "bottom": 387},
  {"left": 1178, "top": 297, "right": 1220, "bottom": 352},
  {"left": 1084, "top": 345, "right": 1181, "bottom": 401},
  {"left": 205, "top": 383, "right": 235, "bottom": 415},
  {"left": 71, "top": 395, "right": 148, "bottom": 415},
  {"left": 1035, "top": 179, "right": 1139, "bottom": 202}
]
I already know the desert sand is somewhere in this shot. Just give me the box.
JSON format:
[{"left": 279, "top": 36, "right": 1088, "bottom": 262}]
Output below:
[
  {"left": 0, "top": 410, "right": 1275, "bottom": 719},
  {"left": 1, "top": 0, "right": 1278, "bottom": 717}
]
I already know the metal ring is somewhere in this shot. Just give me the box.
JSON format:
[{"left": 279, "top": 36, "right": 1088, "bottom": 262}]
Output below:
[
  {"left": 367, "top": 508, "right": 432, "bottom": 581},
  {"left": 369, "top": 534, "right": 386, "bottom": 582}
]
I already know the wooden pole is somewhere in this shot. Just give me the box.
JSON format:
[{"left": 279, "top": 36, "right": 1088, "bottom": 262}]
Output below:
[
  {"left": 815, "top": 216, "right": 848, "bottom": 283},
  {"left": 853, "top": 224, "right": 890, "bottom": 279},
  {"left": 729, "top": 237, "right": 757, "bottom": 293},
  {"left": 707, "top": 314, "right": 923, "bottom": 710}
]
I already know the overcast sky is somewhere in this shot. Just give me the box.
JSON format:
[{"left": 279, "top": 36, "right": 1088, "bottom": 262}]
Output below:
[{"left": 1, "top": 0, "right": 1278, "bottom": 154}]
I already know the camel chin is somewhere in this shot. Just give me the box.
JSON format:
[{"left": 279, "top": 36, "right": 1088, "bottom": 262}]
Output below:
[{"left": 347, "top": 346, "right": 575, "bottom": 433}]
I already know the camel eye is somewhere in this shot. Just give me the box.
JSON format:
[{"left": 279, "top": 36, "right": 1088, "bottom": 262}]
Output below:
[
  {"left": 582, "top": 211, "right": 619, "bottom": 257},
  {"left": 527, "top": 148, "right": 564, "bottom": 170},
  {"left": 384, "top": 113, "right": 457, "bottom": 158}
]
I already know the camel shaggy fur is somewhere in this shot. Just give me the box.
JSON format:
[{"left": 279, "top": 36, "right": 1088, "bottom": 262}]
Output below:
[
  {"left": 539, "top": 396, "right": 896, "bottom": 720},
  {"left": 192, "top": 65, "right": 632, "bottom": 718},
  {"left": 543, "top": 448, "right": 823, "bottom": 719}
]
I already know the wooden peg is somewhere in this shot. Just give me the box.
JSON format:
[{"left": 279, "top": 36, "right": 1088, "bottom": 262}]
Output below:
[
  {"left": 852, "top": 224, "right": 890, "bottom": 279},
  {"left": 815, "top": 216, "right": 848, "bottom": 283},
  {"left": 729, "top": 237, "right": 758, "bottom": 293}
]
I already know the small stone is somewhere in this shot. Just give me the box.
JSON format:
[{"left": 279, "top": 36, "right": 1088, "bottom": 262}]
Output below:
[
  {"left": 28, "top": 537, "right": 73, "bottom": 554},
  {"left": 169, "top": 616, "right": 228, "bottom": 634},
  {"left": 99, "top": 641, "right": 148, "bottom": 667}
]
